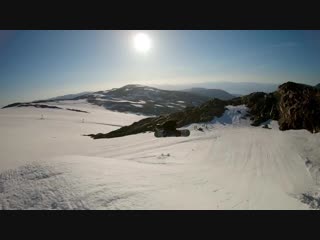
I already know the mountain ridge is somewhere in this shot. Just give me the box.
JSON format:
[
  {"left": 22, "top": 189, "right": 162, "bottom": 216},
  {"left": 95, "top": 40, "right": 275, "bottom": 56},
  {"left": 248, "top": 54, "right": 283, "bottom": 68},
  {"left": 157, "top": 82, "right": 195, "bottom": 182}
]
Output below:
[
  {"left": 3, "top": 84, "right": 235, "bottom": 116},
  {"left": 182, "top": 87, "right": 235, "bottom": 100},
  {"left": 88, "top": 81, "right": 320, "bottom": 139}
]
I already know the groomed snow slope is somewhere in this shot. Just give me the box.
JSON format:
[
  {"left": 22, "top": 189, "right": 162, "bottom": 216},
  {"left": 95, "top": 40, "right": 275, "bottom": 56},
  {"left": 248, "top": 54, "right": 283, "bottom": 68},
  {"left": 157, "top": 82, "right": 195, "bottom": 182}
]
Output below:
[{"left": 1, "top": 104, "right": 320, "bottom": 209}]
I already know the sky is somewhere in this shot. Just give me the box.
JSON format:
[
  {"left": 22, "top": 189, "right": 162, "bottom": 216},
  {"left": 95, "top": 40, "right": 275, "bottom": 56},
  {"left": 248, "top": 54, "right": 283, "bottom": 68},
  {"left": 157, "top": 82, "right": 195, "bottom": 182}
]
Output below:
[{"left": 0, "top": 30, "right": 320, "bottom": 107}]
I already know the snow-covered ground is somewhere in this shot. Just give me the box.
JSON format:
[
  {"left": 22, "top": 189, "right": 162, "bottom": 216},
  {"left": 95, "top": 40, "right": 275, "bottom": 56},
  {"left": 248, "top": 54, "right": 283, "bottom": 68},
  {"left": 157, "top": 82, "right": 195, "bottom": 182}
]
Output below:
[{"left": 1, "top": 103, "right": 320, "bottom": 209}]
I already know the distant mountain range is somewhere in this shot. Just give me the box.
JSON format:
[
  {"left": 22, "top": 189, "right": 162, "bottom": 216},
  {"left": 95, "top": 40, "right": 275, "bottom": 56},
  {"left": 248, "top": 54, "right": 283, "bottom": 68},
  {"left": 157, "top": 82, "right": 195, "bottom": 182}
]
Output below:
[
  {"left": 150, "top": 82, "right": 278, "bottom": 95},
  {"left": 4, "top": 85, "right": 220, "bottom": 116},
  {"left": 182, "top": 88, "right": 235, "bottom": 100},
  {"left": 3, "top": 84, "right": 242, "bottom": 116},
  {"left": 5, "top": 82, "right": 319, "bottom": 123}
]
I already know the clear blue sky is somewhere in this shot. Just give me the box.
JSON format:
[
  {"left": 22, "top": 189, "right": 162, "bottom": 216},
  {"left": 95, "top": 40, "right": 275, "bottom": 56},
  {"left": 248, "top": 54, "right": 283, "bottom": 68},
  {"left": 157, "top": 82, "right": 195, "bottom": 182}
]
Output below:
[{"left": 1, "top": 30, "right": 320, "bottom": 106}]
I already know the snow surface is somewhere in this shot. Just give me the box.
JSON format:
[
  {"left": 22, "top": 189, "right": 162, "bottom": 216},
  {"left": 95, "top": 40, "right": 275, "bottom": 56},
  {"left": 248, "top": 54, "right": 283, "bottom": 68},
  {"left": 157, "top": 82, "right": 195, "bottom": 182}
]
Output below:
[{"left": 1, "top": 104, "right": 320, "bottom": 209}]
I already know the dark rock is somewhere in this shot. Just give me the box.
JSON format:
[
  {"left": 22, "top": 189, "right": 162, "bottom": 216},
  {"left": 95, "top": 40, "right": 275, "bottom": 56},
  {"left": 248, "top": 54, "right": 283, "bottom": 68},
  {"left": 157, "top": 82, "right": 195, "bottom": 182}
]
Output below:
[
  {"left": 239, "top": 92, "right": 279, "bottom": 126},
  {"left": 277, "top": 82, "right": 320, "bottom": 133},
  {"left": 262, "top": 124, "right": 270, "bottom": 129},
  {"left": 160, "top": 120, "right": 177, "bottom": 131},
  {"left": 66, "top": 108, "right": 89, "bottom": 113},
  {"left": 88, "top": 99, "right": 227, "bottom": 139},
  {"left": 2, "top": 102, "right": 22, "bottom": 108},
  {"left": 230, "top": 82, "right": 320, "bottom": 133},
  {"left": 17, "top": 104, "right": 62, "bottom": 109}
]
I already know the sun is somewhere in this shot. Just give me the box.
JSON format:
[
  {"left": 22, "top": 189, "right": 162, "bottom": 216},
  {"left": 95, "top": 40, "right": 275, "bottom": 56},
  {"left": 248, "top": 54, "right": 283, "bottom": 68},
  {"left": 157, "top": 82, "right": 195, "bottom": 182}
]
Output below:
[{"left": 133, "top": 33, "right": 152, "bottom": 53}]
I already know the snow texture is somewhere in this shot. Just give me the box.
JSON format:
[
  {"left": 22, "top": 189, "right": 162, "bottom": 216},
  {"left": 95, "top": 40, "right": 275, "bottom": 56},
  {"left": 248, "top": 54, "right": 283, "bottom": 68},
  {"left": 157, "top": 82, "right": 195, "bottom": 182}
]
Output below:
[{"left": 1, "top": 104, "right": 320, "bottom": 209}]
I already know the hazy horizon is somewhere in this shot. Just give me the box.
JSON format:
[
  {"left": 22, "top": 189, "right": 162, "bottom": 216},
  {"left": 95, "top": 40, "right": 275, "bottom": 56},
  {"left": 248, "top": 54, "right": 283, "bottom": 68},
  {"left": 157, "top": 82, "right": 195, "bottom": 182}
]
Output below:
[{"left": 1, "top": 30, "right": 320, "bottom": 107}]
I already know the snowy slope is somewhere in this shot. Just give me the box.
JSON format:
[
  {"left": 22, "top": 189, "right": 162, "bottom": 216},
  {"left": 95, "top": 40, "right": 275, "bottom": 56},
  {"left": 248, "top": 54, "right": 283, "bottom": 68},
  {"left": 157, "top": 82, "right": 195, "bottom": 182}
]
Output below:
[
  {"left": 1, "top": 104, "right": 320, "bottom": 209},
  {"left": 0, "top": 100, "right": 145, "bottom": 171}
]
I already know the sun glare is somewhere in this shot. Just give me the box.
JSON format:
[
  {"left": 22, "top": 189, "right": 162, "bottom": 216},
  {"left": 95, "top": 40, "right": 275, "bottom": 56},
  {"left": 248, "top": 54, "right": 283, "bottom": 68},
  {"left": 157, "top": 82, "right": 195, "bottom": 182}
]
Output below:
[{"left": 133, "top": 33, "right": 152, "bottom": 53}]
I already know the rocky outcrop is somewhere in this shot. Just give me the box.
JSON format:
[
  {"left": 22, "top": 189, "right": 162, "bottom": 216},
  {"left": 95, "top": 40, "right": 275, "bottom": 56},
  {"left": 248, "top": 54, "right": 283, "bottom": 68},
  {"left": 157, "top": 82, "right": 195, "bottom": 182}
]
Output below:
[
  {"left": 87, "top": 99, "right": 227, "bottom": 139},
  {"left": 2, "top": 102, "right": 22, "bottom": 108},
  {"left": 277, "top": 82, "right": 320, "bottom": 133},
  {"left": 229, "top": 82, "right": 320, "bottom": 132},
  {"left": 239, "top": 92, "right": 279, "bottom": 126},
  {"left": 2, "top": 103, "right": 89, "bottom": 113},
  {"left": 17, "top": 103, "right": 63, "bottom": 109}
]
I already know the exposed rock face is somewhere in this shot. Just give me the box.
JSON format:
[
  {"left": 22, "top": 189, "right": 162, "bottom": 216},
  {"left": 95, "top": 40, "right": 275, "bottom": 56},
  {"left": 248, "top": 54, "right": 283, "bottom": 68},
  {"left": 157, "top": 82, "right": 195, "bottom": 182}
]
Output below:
[
  {"left": 230, "top": 82, "right": 320, "bottom": 132},
  {"left": 239, "top": 92, "right": 279, "bottom": 126},
  {"left": 277, "top": 82, "right": 320, "bottom": 133},
  {"left": 87, "top": 99, "right": 227, "bottom": 139}
]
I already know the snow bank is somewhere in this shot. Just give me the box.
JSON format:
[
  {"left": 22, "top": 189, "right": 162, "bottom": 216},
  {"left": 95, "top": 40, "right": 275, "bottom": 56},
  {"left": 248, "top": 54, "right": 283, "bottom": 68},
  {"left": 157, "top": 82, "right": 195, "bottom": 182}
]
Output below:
[{"left": 211, "top": 105, "right": 250, "bottom": 127}]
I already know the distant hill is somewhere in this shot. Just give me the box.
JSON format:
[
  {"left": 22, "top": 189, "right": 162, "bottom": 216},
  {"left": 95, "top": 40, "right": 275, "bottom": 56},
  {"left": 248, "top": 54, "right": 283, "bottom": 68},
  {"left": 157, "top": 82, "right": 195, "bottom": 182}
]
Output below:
[
  {"left": 315, "top": 83, "right": 320, "bottom": 89},
  {"left": 151, "top": 82, "right": 278, "bottom": 95},
  {"left": 47, "top": 92, "right": 92, "bottom": 101},
  {"left": 150, "top": 81, "right": 278, "bottom": 95},
  {"left": 182, "top": 88, "right": 235, "bottom": 100},
  {"left": 3, "top": 84, "right": 211, "bottom": 116},
  {"left": 74, "top": 84, "right": 211, "bottom": 115}
]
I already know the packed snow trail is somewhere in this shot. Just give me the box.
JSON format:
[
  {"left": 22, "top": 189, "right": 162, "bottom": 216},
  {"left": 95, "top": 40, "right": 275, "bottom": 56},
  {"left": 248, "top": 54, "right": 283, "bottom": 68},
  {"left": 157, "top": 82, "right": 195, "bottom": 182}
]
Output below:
[
  {"left": 1, "top": 128, "right": 318, "bottom": 209},
  {"left": 1, "top": 104, "right": 320, "bottom": 209}
]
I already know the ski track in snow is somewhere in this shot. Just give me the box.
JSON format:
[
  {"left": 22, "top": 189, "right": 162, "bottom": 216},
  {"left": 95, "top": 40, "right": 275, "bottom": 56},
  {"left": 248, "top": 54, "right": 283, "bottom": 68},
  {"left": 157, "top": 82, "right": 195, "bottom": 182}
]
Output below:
[{"left": 1, "top": 104, "right": 320, "bottom": 209}]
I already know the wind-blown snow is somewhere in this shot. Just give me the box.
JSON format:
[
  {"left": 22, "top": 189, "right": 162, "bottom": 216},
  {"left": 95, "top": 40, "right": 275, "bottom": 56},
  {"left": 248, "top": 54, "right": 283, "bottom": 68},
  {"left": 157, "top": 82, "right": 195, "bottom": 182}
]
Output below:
[{"left": 1, "top": 104, "right": 320, "bottom": 209}]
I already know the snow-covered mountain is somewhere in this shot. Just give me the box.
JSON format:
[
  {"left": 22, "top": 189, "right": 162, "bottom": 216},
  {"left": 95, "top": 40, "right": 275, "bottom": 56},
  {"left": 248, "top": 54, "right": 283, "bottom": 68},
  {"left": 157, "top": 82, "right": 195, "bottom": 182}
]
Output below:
[
  {"left": 75, "top": 84, "right": 212, "bottom": 115},
  {"left": 3, "top": 84, "right": 212, "bottom": 116}
]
